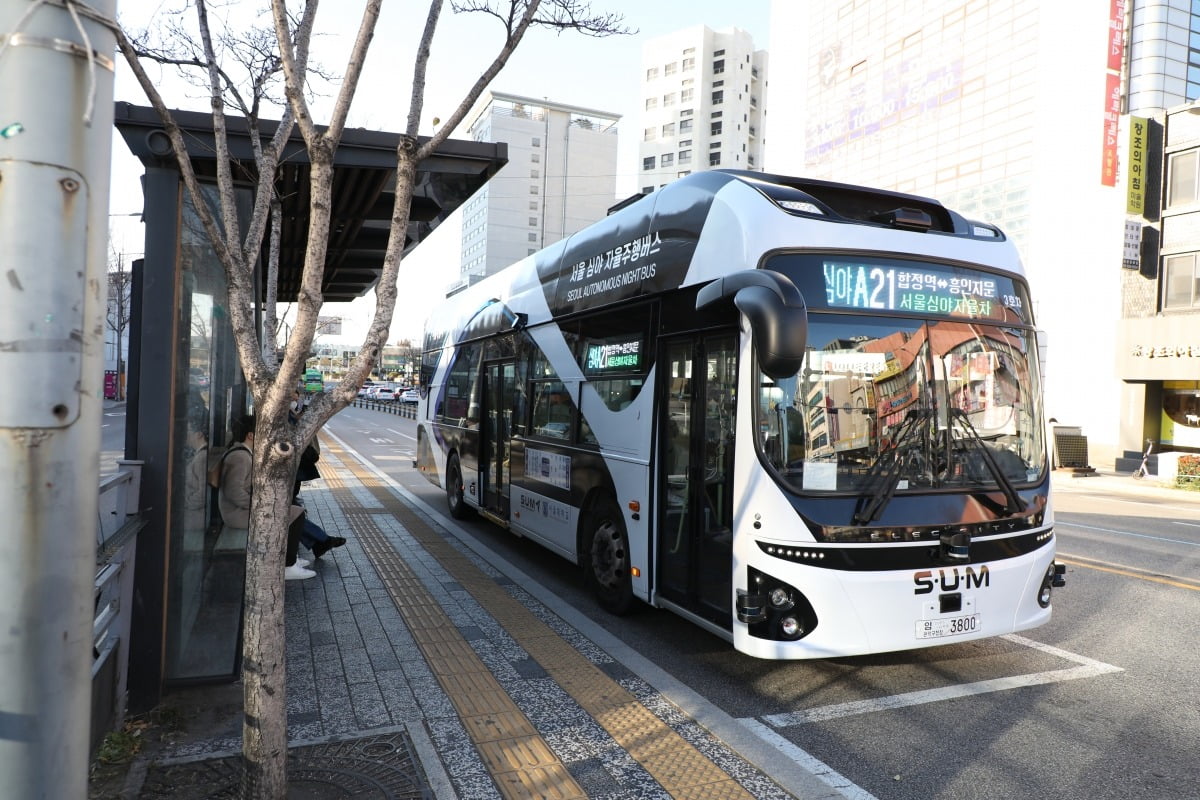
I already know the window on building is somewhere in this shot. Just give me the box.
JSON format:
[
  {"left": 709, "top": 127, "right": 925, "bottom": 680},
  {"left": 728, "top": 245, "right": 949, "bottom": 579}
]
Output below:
[
  {"left": 711, "top": 121, "right": 722, "bottom": 136},
  {"left": 532, "top": 136, "right": 541, "bottom": 147},
  {"left": 713, "top": 59, "right": 725, "bottom": 74},
  {"left": 683, "top": 47, "right": 695, "bottom": 55},
  {"left": 680, "top": 108, "right": 693, "bottom": 117},
  {"left": 530, "top": 185, "right": 538, "bottom": 194},
  {"left": 645, "top": 97, "right": 658, "bottom": 110},
  {"left": 665, "top": 62, "right": 677, "bottom": 76},
  {"left": 643, "top": 156, "right": 656, "bottom": 171},
  {"left": 531, "top": 152, "right": 540, "bottom": 163},
  {"left": 713, "top": 49, "right": 725, "bottom": 57},
  {"left": 683, "top": 56, "right": 695, "bottom": 71},
  {"left": 712, "top": 90, "right": 723, "bottom": 105},
  {"left": 680, "top": 118, "right": 693, "bottom": 133},
  {"left": 642, "top": 186, "right": 654, "bottom": 194},
  {"left": 528, "top": 232, "right": 538, "bottom": 242},
  {"left": 678, "top": 149, "right": 691, "bottom": 164},
  {"left": 710, "top": 141, "right": 721, "bottom": 149},
  {"left": 646, "top": 66, "right": 659, "bottom": 80},
  {"left": 1164, "top": 254, "right": 1200, "bottom": 309},
  {"left": 529, "top": 249, "right": 537, "bottom": 255},
  {"left": 681, "top": 88, "right": 694, "bottom": 103},
  {"left": 709, "top": 152, "right": 721, "bottom": 166},
  {"left": 679, "top": 138, "right": 692, "bottom": 147},
  {"left": 712, "top": 79, "right": 724, "bottom": 88},
  {"left": 664, "top": 92, "right": 676, "bottom": 106},
  {"left": 661, "top": 153, "right": 674, "bottom": 167},
  {"left": 529, "top": 217, "right": 538, "bottom": 226},
  {"left": 644, "top": 127, "right": 656, "bottom": 141},
  {"left": 677, "top": 171, "right": 691, "bottom": 178},
  {"left": 530, "top": 169, "right": 539, "bottom": 179},
  {"left": 662, "top": 122, "right": 675, "bottom": 137},
  {"left": 530, "top": 200, "right": 538, "bottom": 210},
  {"left": 1168, "top": 151, "right": 1199, "bottom": 207}
]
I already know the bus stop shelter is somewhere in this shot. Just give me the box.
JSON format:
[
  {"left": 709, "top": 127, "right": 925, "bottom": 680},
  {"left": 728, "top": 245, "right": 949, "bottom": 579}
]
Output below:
[{"left": 112, "top": 102, "right": 506, "bottom": 711}]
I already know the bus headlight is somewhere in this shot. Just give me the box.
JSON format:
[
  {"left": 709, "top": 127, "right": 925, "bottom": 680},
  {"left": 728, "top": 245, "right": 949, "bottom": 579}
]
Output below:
[
  {"left": 779, "top": 616, "right": 804, "bottom": 639},
  {"left": 744, "top": 567, "right": 818, "bottom": 642},
  {"left": 769, "top": 587, "right": 794, "bottom": 611}
]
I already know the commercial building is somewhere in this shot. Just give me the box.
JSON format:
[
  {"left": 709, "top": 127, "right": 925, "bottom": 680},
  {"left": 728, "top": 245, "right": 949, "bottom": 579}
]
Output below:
[
  {"left": 766, "top": 0, "right": 1200, "bottom": 469},
  {"left": 637, "top": 25, "right": 767, "bottom": 192},
  {"left": 449, "top": 92, "right": 620, "bottom": 294}
]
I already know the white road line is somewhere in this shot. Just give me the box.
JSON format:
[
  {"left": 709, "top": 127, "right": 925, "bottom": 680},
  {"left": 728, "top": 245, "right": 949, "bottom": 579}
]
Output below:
[
  {"left": 387, "top": 428, "right": 417, "bottom": 442},
  {"left": 758, "top": 635, "right": 1122, "bottom": 728},
  {"left": 1058, "top": 521, "right": 1200, "bottom": 547},
  {"left": 1174, "top": 521, "right": 1200, "bottom": 528},
  {"left": 738, "top": 719, "right": 879, "bottom": 800}
]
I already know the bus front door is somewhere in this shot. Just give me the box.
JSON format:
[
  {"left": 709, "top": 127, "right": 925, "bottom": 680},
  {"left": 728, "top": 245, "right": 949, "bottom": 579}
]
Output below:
[
  {"left": 481, "top": 360, "right": 517, "bottom": 519},
  {"left": 657, "top": 334, "right": 737, "bottom": 628}
]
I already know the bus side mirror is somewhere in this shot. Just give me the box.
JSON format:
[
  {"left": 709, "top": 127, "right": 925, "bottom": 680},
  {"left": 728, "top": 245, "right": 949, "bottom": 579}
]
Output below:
[{"left": 696, "top": 269, "right": 808, "bottom": 379}]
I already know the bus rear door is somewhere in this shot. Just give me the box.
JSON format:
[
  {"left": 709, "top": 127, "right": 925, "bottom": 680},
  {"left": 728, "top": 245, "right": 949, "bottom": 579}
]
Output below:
[{"left": 480, "top": 359, "right": 518, "bottom": 519}]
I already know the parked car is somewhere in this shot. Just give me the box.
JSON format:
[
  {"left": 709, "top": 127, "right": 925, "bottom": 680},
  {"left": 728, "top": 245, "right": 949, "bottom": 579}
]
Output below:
[
  {"left": 399, "top": 388, "right": 419, "bottom": 404},
  {"left": 374, "top": 387, "right": 397, "bottom": 402}
]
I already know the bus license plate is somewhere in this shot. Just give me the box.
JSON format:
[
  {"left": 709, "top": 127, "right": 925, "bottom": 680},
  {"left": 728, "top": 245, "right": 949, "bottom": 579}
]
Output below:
[{"left": 916, "top": 614, "right": 980, "bottom": 639}]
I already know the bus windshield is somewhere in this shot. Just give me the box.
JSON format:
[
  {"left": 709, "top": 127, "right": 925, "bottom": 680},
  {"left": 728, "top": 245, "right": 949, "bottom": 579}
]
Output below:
[{"left": 755, "top": 310, "right": 1045, "bottom": 498}]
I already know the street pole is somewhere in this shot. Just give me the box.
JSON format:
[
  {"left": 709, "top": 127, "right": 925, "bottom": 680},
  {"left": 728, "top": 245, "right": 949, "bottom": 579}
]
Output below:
[{"left": 0, "top": 1, "right": 117, "bottom": 796}]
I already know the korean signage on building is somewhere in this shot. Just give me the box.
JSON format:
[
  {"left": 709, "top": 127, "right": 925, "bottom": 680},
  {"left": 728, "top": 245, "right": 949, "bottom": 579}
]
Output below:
[
  {"left": 1100, "top": 0, "right": 1126, "bottom": 187},
  {"left": 1126, "top": 116, "right": 1147, "bottom": 214}
]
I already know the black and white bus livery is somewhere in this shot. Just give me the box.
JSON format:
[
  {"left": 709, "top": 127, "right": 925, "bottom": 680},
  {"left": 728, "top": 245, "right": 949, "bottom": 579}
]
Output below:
[{"left": 416, "top": 170, "right": 1064, "bottom": 660}]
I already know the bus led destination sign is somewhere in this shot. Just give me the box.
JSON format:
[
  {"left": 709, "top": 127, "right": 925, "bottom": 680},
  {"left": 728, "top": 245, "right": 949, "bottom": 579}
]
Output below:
[
  {"left": 586, "top": 339, "right": 641, "bottom": 372},
  {"left": 821, "top": 260, "right": 1018, "bottom": 321}
]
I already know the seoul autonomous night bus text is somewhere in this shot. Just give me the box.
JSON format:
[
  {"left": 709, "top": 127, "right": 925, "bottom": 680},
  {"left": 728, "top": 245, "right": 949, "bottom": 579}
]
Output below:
[{"left": 415, "top": 170, "right": 1064, "bottom": 659}]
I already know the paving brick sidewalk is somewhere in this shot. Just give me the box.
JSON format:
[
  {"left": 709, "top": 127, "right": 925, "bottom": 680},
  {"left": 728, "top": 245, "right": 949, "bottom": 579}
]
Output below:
[{"left": 110, "top": 440, "right": 833, "bottom": 799}]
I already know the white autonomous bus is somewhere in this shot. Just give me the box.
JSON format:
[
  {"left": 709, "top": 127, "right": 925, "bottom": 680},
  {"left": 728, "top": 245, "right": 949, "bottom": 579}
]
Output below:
[{"left": 416, "top": 170, "right": 1064, "bottom": 659}]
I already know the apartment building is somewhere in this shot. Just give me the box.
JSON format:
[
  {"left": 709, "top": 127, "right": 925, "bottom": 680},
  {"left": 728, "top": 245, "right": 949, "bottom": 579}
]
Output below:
[
  {"left": 449, "top": 92, "right": 620, "bottom": 294},
  {"left": 637, "top": 25, "right": 767, "bottom": 192}
]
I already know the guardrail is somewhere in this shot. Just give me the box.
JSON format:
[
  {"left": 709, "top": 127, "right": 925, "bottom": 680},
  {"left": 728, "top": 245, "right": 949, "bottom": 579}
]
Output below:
[
  {"left": 352, "top": 398, "right": 418, "bottom": 419},
  {"left": 92, "top": 461, "right": 145, "bottom": 756}
]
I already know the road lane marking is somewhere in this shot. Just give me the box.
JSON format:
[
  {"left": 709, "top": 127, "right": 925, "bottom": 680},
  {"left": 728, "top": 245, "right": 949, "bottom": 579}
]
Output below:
[
  {"left": 738, "top": 719, "right": 879, "bottom": 800},
  {"left": 1057, "top": 521, "right": 1200, "bottom": 548},
  {"left": 387, "top": 428, "right": 417, "bottom": 441},
  {"left": 754, "top": 635, "right": 1121, "bottom": 728},
  {"left": 1174, "top": 521, "right": 1200, "bottom": 528},
  {"left": 1056, "top": 554, "right": 1200, "bottom": 591}
]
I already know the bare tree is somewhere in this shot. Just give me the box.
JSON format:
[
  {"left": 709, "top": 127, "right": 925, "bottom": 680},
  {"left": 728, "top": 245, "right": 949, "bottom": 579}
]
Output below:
[
  {"left": 106, "top": 246, "right": 134, "bottom": 401},
  {"left": 102, "top": 1, "right": 629, "bottom": 796}
]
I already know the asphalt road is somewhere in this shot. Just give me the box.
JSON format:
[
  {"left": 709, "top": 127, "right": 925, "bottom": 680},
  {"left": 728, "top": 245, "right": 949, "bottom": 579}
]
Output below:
[{"left": 326, "top": 406, "right": 1200, "bottom": 799}]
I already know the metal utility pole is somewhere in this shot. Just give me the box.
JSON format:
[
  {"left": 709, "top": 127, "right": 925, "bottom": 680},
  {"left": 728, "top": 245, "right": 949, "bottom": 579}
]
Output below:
[{"left": 0, "top": 1, "right": 118, "bottom": 797}]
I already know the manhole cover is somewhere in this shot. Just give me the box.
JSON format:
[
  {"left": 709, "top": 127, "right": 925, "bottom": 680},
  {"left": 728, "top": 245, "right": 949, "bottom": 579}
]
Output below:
[{"left": 140, "top": 732, "right": 433, "bottom": 799}]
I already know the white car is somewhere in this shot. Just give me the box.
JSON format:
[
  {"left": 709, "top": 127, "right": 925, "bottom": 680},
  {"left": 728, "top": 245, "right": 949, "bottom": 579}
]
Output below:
[
  {"left": 399, "top": 388, "right": 419, "bottom": 404},
  {"left": 374, "top": 387, "right": 397, "bottom": 402}
]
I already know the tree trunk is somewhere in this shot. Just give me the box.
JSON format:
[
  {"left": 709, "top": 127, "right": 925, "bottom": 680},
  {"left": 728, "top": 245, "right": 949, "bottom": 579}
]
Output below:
[{"left": 239, "top": 442, "right": 296, "bottom": 797}]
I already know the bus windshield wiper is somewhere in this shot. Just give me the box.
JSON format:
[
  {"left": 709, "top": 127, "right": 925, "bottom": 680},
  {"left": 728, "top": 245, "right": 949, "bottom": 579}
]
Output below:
[
  {"left": 852, "top": 408, "right": 933, "bottom": 525},
  {"left": 947, "top": 409, "right": 1024, "bottom": 516}
]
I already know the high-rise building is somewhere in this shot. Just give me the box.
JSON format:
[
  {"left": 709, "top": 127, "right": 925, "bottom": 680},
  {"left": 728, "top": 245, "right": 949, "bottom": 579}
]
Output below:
[
  {"left": 766, "top": 1, "right": 1200, "bottom": 470},
  {"left": 448, "top": 92, "right": 620, "bottom": 294},
  {"left": 637, "top": 25, "right": 767, "bottom": 193}
]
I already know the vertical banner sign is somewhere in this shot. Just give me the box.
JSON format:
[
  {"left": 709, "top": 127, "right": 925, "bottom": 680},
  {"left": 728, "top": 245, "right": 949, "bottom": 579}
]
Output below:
[
  {"left": 1127, "top": 116, "right": 1147, "bottom": 214},
  {"left": 1108, "top": 0, "right": 1126, "bottom": 71},
  {"left": 1101, "top": 73, "right": 1122, "bottom": 187},
  {"left": 1102, "top": 0, "right": 1127, "bottom": 186}
]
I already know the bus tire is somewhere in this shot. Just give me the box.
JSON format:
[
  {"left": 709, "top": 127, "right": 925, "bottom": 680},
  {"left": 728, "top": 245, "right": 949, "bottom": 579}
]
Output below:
[
  {"left": 583, "top": 498, "right": 635, "bottom": 615},
  {"left": 446, "top": 453, "right": 472, "bottom": 519}
]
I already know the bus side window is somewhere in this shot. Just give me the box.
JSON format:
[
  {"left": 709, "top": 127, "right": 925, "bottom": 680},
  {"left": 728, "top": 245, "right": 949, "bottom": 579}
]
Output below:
[{"left": 532, "top": 381, "right": 571, "bottom": 439}]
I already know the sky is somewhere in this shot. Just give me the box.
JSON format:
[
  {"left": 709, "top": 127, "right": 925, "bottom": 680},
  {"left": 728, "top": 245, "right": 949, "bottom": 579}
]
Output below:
[{"left": 108, "top": 0, "right": 771, "bottom": 344}]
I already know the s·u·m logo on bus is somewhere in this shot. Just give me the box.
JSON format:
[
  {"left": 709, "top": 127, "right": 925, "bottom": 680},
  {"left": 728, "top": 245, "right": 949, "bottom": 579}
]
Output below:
[{"left": 913, "top": 566, "right": 990, "bottom": 595}]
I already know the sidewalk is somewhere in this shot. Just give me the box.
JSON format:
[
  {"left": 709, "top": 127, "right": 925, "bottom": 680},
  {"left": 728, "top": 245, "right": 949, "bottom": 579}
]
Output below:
[{"left": 111, "top": 436, "right": 838, "bottom": 800}]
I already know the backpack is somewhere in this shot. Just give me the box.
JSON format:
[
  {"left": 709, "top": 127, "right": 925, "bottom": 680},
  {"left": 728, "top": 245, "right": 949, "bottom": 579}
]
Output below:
[{"left": 208, "top": 443, "right": 249, "bottom": 489}]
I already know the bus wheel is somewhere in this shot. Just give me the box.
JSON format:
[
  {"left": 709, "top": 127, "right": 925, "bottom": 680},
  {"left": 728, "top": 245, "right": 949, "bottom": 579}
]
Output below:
[
  {"left": 446, "top": 454, "right": 471, "bottom": 519},
  {"left": 584, "top": 499, "right": 635, "bottom": 615}
]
